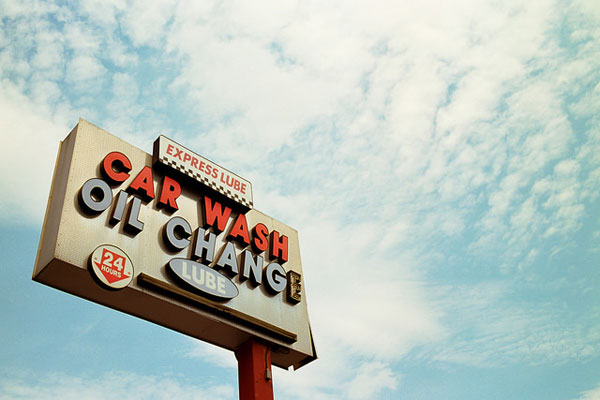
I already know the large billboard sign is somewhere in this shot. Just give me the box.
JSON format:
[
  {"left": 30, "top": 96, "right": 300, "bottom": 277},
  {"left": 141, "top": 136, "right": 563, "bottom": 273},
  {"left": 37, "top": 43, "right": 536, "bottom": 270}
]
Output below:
[{"left": 33, "top": 119, "right": 316, "bottom": 369}]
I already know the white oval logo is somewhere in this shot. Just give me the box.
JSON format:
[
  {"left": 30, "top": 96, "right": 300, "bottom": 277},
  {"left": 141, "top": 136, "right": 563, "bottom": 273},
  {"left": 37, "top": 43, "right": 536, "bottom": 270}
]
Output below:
[
  {"left": 168, "top": 258, "right": 238, "bottom": 299},
  {"left": 90, "top": 244, "right": 134, "bottom": 289}
]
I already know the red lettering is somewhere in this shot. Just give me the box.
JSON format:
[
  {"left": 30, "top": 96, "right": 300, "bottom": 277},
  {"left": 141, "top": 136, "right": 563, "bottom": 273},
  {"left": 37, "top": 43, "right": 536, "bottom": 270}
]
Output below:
[
  {"left": 270, "top": 231, "right": 288, "bottom": 263},
  {"left": 212, "top": 167, "right": 218, "bottom": 179},
  {"left": 217, "top": 171, "right": 244, "bottom": 193},
  {"left": 102, "top": 152, "right": 131, "bottom": 184},
  {"left": 191, "top": 157, "right": 198, "bottom": 168},
  {"left": 173, "top": 147, "right": 183, "bottom": 160},
  {"left": 251, "top": 223, "right": 269, "bottom": 253},
  {"left": 226, "top": 175, "right": 235, "bottom": 187},
  {"left": 183, "top": 153, "right": 191, "bottom": 163},
  {"left": 200, "top": 161, "right": 206, "bottom": 173},
  {"left": 158, "top": 175, "right": 181, "bottom": 211},
  {"left": 128, "top": 166, "right": 155, "bottom": 200},
  {"left": 166, "top": 144, "right": 174, "bottom": 155},
  {"left": 203, "top": 196, "right": 231, "bottom": 232},
  {"left": 227, "top": 213, "right": 250, "bottom": 245}
]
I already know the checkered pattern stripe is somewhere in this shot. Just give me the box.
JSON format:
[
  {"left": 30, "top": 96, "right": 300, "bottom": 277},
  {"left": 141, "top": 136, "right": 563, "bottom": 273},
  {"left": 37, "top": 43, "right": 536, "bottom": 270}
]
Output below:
[{"left": 159, "top": 156, "right": 253, "bottom": 208}]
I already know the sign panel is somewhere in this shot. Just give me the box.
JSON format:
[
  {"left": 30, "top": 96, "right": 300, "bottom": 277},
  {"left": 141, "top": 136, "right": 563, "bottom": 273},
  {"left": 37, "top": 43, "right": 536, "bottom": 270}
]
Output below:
[
  {"left": 33, "top": 119, "right": 316, "bottom": 369},
  {"left": 153, "top": 135, "right": 253, "bottom": 211}
]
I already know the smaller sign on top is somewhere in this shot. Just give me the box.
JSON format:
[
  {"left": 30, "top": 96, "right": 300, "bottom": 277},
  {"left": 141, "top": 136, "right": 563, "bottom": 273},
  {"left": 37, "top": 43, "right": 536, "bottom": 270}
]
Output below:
[{"left": 153, "top": 136, "right": 253, "bottom": 211}]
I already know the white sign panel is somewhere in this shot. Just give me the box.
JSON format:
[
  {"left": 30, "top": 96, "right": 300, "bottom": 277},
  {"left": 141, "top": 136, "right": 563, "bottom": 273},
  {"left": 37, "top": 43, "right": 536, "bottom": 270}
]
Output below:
[{"left": 153, "top": 135, "right": 253, "bottom": 210}]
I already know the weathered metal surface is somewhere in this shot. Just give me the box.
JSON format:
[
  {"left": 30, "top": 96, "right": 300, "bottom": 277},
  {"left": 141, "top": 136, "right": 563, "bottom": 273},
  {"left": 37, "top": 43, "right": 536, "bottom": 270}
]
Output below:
[{"left": 33, "top": 119, "right": 316, "bottom": 369}]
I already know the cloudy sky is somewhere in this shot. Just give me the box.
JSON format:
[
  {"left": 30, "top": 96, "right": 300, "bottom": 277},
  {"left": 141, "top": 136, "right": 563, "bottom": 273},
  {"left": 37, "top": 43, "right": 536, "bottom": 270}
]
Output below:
[{"left": 1, "top": 0, "right": 599, "bottom": 399}]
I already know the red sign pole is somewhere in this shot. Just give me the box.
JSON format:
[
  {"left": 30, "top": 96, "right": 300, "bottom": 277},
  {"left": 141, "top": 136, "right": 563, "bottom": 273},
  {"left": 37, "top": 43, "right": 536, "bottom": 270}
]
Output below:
[{"left": 236, "top": 339, "right": 274, "bottom": 400}]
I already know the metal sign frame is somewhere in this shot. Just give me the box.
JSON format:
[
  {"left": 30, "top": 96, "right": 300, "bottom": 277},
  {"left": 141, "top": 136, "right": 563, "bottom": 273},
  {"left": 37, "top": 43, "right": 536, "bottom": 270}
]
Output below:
[{"left": 33, "top": 119, "right": 316, "bottom": 371}]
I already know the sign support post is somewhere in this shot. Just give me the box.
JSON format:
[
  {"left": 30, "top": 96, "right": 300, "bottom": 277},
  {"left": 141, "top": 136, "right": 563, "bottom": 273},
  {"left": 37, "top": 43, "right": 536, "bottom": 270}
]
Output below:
[{"left": 236, "top": 339, "right": 274, "bottom": 400}]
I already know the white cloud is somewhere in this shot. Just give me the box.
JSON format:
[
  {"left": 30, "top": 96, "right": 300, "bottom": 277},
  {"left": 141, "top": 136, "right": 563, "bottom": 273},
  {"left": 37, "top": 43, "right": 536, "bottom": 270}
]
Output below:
[
  {"left": 63, "top": 22, "right": 102, "bottom": 55},
  {"left": 420, "top": 282, "right": 600, "bottom": 367},
  {"left": 78, "top": 0, "right": 125, "bottom": 30},
  {"left": 0, "top": 81, "right": 71, "bottom": 226},
  {"left": 273, "top": 339, "right": 352, "bottom": 400},
  {"left": 347, "top": 362, "right": 399, "bottom": 400},
  {"left": 167, "top": 2, "right": 600, "bottom": 389},
  {"left": 2, "top": 0, "right": 600, "bottom": 398},
  {"left": 66, "top": 55, "right": 107, "bottom": 86},
  {"left": 120, "top": 0, "right": 174, "bottom": 47},
  {"left": 105, "top": 72, "right": 142, "bottom": 131},
  {"left": 0, "top": 0, "right": 60, "bottom": 18},
  {"left": 106, "top": 38, "right": 139, "bottom": 68},
  {"left": 186, "top": 341, "right": 237, "bottom": 369},
  {"left": 29, "top": 77, "right": 62, "bottom": 105},
  {"left": 576, "top": 384, "right": 600, "bottom": 400},
  {"left": 30, "top": 31, "right": 65, "bottom": 79},
  {"left": 0, "top": 370, "right": 235, "bottom": 400}
]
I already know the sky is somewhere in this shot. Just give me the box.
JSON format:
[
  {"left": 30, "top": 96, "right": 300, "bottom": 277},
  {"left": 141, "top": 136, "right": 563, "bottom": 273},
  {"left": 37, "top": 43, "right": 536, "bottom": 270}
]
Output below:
[{"left": 0, "top": 0, "right": 599, "bottom": 399}]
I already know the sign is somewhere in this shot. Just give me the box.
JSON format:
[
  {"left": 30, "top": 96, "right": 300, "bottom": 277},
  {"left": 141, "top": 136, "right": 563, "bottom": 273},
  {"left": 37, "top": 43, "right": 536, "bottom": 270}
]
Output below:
[
  {"left": 33, "top": 119, "right": 316, "bottom": 370},
  {"left": 90, "top": 244, "right": 134, "bottom": 289},
  {"left": 153, "top": 136, "right": 253, "bottom": 211},
  {"left": 167, "top": 258, "right": 239, "bottom": 299}
]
